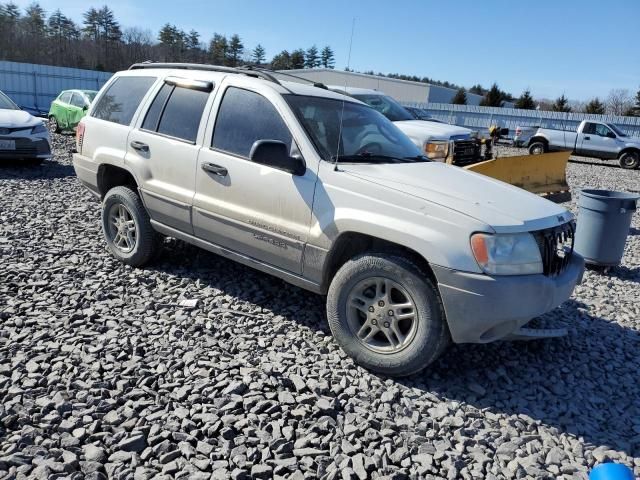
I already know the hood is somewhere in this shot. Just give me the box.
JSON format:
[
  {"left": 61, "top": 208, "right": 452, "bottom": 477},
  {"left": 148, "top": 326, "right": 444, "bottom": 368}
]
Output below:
[
  {"left": 340, "top": 161, "right": 571, "bottom": 233},
  {"left": 394, "top": 120, "right": 473, "bottom": 142},
  {"left": 0, "top": 108, "right": 40, "bottom": 128}
]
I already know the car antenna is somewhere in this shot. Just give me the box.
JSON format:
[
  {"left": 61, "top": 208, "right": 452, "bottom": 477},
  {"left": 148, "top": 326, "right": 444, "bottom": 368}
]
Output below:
[{"left": 334, "top": 17, "right": 356, "bottom": 172}]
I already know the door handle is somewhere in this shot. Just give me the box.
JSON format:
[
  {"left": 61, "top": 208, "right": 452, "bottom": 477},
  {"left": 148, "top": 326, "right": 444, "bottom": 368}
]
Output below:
[
  {"left": 584, "top": 136, "right": 590, "bottom": 140},
  {"left": 201, "top": 162, "right": 228, "bottom": 177},
  {"left": 130, "top": 140, "right": 149, "bottom": 153}
]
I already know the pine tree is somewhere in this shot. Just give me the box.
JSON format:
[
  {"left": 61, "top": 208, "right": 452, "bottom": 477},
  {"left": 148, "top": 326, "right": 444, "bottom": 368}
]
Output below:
[
  {"left": 186, "top": 30, "right": 200, "bottom": 50},
  {"left": 552, "top": 94, "right": 571, "bottom": 112},
  {"left": 320, "top": 46, "right": 334, "bottom": 68},
  {"left": 252, "top": 44, "right": 266, "bottom": 64},
  {"left": 632, "top": 87, "right": 640, "bottom": 116},
  {"left": 96, "top": 6, "right": 121, "bottom": 42},
  {"left": 82, "top": 7, "right": 100, "bottom": 40},
  {"left": 584, "top": 98, "right": 605, "bottom": 115},
  {"left": 270, "top": 50, "right": 291, "bottom": 70},
  {"left": 480, "top": 83, "right": 504, "bottom": 107},
  {"left": 208, "top": 34, "right": 227, "bottom": 65},
  {"left": 48, "top": 9, "right": 78, "bottom": 40},
  {"left": 469, "top": 84, "right": 484, "bottom": 95},
  {"left": 227, "top": 34, "right": 243, "bottom": 66},
  {"left": 451, "top": 88, "right": 467, "bottom": 105},
  {"left": 304, "top": 45, "right": 319, "bottom": 68},
  {"left": 515, "top": 89, "right": 536, "bottom": 110},
  {"left": 290, "top": 49, "right": 305, "bottom": 69},
  {"left": 23, "top": 3, "right": 46, "bottom": 36}
]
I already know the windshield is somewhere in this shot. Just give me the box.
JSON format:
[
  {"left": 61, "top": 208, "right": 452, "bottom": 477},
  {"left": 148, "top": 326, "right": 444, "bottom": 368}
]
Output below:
[
  {"left": 286, "top": 95, "right": 426, "bottom": 164},
  {"left": 607, "top": 124, "right": 627, "bottom": 137},
  {"left": 351, "top": 94, "right": 414, "bottom": 122},
  {"left": 0, "top": 91, "right": 18, "bottom": 110}
]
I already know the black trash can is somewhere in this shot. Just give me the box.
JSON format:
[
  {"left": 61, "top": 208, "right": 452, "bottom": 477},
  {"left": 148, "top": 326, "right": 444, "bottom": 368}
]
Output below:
[{"left": 574, "top": 189, "right": 639, "bottom": 267}]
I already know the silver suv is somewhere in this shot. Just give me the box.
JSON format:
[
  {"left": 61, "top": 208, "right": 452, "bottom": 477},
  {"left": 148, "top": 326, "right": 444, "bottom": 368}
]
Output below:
[{"left": 73, "top": 63, "right": 584, "bottom": 376}]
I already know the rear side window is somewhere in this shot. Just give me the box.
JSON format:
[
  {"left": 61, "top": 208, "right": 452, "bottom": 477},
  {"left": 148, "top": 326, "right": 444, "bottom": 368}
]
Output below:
[
  {"left": 142, "top": 84, "right": 210, "bottom": 142},
  {"left": 212, "top": 87, "right": 292, "bottom": 158},
  {"left": 92, "top": 76, "right": 156, "bottom": 126},
  {"left": 70, "top": 93, "right": 85, "bottom": 108},
  {"left": 59, "top": 92, "right": 72, "bottom": 104}
]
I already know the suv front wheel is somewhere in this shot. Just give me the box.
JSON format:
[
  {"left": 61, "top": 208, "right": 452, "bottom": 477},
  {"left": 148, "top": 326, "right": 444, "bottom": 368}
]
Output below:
[
  {"left": 327, "top": 253, "right": 450, "bottom": 376},
  {"left": 102, "top": 186, "right": 158, "bottom": 267}
]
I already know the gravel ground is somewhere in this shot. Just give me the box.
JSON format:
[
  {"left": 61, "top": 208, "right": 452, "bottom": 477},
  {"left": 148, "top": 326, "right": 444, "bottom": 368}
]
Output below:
[{"left": 1, "top": 132, "right": 639, "bottom": 480}]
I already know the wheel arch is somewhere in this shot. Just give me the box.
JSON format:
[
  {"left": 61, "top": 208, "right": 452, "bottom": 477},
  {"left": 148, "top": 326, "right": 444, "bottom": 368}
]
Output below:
[
  {"left": 319, "top": 231, "right": 437, "bottom": 293},
  {"left": 97, "top": 164, "right": 139, "bottom": 199},
  {"left": 528, "top": 136, "right": 549, "bottom": 149},
  {"left": 618, "top": 147, "right": 640, "bottom": 158}
]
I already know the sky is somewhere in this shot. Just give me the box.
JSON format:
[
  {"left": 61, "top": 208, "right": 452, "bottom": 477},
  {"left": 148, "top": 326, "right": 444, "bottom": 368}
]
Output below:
[{"left": 11, "top": 0, "right": 640, "bottom": 101}]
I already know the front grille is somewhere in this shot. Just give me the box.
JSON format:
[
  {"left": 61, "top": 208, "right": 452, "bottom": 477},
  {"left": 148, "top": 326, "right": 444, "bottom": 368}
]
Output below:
[
  {"left": 452, "top": 140, "right": 481, "bottom": 166},
  {"left": 0, "top": 137, "right": 49, "bottom": 157},
  {"left": 533, "top": 222, "right": 575, "bottom": 276}
]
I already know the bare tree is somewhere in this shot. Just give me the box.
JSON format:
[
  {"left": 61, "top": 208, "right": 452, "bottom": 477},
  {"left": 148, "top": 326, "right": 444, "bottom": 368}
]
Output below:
[{"left": 606, "top": 89, "right": 633, "bottom": 116}]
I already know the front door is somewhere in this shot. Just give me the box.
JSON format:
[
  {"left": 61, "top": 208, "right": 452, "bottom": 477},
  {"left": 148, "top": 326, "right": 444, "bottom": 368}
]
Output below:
[
  {"left": 192, "top": 85, "right": 316, "bottom": 274},
  {"left": 126, "top": 80, "right": 213, "bottom": 234}
]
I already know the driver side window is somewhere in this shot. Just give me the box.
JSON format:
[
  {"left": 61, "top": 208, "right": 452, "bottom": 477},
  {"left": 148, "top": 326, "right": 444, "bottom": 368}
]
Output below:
[
  {"left": 595, "top": 124, "right": 613, "bottom": 137},
  {"left": 212, "top": 87, "right": 292, "bottom": 158}
]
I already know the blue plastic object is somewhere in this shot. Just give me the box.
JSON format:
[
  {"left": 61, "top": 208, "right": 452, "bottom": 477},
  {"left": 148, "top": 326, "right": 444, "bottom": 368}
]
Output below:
[
  {"left": 574, "top": 189, "right": 640, "bottom": 267},
  {"left": 590, "top": 463, "right": 635, "bottom": 480}
]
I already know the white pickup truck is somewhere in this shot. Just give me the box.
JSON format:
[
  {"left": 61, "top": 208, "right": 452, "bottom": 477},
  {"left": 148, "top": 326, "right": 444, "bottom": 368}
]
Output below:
[
  {"left": 329, "top": 86, "right": 489, "bottom": 165},
  {"left": 528, "top": 120, "right": 640, "bottom": 169}
]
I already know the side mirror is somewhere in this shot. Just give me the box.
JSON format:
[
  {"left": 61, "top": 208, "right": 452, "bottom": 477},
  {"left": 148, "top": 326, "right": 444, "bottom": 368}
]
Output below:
[
  {"left": 606, "top": 131, "right": 616, "bottom": 139},
  {"left": 250, "top": 140, "right": 306, "bottom": 176}
]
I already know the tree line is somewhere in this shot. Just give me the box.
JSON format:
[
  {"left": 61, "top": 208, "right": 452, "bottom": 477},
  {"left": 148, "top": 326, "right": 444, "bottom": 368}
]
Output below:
[
  {"left": 0, "top": 2, "right": 637, "bottom": 116},
  {"left": 450, "top": 83, "right": 640, "bottom": 116},
  {"left": 0, "top": 2, "right": 335, "bottom": 72}
]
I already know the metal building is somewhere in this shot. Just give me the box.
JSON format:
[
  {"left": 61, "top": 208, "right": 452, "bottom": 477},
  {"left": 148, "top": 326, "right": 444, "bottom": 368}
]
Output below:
[{"left": 275, "top": 68, "right": 488, "bottom": 105}]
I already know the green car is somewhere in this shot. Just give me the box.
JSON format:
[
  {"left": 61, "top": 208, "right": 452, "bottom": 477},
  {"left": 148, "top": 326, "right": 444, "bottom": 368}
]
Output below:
[{"left": 48, "top": 89, "right": 97, "bottom": 133}]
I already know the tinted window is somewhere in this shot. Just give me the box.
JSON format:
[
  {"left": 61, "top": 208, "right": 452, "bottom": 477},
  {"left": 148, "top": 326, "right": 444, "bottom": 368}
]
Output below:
[
  {"left": 70, "top": 93, "right": 85, "bottom": 107},
  {"left": 92, "top": 76, "right": 156, "bottom": 126},
  {"left": 212, "top": 87, "right": 292, "bottom": 158},
  {"left": 582, "top": 122, "right": 596, "bottom": 135},
  {"left": 142, "top": 84, "right": 173, "bottom": 132},
  {"left": 0, "top": 91, "right": 18, "bottom": 110},
  {"left": 60, "top": 92, "right": 72, "bottom": 104},
  {"left": 141, "top": 85, "right": 210, "bottom": 142}
]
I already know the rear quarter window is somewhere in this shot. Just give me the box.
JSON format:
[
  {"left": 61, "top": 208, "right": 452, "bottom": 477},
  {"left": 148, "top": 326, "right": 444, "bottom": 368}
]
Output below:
[{"left": 92, "top": 76, "right": 156, "bottom": 126}]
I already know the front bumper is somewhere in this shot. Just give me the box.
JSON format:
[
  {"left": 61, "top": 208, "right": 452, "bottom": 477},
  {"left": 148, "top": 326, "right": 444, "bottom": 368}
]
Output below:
[
  {"left": 432, "top": 253, "right": 584, "bottom": 344},
  {"left": 0, "top": 137, "right": 52, "bottom": 159}
]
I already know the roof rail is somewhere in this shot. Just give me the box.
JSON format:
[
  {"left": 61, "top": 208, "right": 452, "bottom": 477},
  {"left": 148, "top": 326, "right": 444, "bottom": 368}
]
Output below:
[{"left": 128, "top": 62, "right": 283, "bottom": 85}]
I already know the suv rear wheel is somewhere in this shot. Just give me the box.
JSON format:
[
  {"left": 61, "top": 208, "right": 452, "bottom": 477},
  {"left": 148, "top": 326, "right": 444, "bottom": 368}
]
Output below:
[
  {"left": 327, "top": 253, "right": 450, "bottom": 376},
  {"left": 528, "top": 141, "right": 546, "bottom": 155},
  {"left": 102, "top": 186, "right": 158, "bottom": 266}
]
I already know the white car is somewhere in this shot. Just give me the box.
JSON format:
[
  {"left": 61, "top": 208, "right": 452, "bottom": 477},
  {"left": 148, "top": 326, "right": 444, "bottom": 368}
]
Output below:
[
  {"left": 73, "top": 63, "right": 584, "bottom": 376},
  {"left": 0, "top": 90, "right": 52, "bottom": 164}
]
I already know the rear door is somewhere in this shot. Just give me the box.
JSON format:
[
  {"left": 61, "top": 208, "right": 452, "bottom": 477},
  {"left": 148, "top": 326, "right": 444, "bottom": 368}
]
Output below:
[
  {"left": 192, "top": 84, "right": 317, "bottom": 274},
  {"left": 55, "top": 92, "right": 72, "bottom": 128},
  {"left": 68, "top": 92, "right": 87, "bottom": 129},
  {"left": 126, "top": 76, "right": 214, "bottom": 234}
]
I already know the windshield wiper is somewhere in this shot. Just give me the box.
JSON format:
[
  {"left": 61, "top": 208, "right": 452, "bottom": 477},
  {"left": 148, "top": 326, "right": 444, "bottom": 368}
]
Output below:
[{"left": 332, "top": 153, "right": 429, "bottom": 164}]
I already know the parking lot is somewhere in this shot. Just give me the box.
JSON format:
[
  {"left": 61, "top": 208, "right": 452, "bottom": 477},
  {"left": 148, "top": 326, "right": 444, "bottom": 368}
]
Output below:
[{"left": 1, "top": 131, "right": 639, "bottom": 479}]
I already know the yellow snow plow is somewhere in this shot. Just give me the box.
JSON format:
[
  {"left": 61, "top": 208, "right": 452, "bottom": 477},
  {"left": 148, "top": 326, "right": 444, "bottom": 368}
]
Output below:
[{"left": 451, "top": 150, "right": 572, "bottom": 202}]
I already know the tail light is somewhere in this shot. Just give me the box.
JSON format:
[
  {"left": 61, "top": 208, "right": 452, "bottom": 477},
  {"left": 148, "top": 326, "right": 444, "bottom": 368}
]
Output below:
[{"left": 76, "top": 121, "right": 85, "bottom": 154}]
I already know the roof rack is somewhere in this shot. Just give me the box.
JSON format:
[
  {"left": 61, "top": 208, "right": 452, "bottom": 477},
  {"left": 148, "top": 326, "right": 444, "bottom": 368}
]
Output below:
[{"left": 128, "top": 62, "right": 283, "bottom": 86}]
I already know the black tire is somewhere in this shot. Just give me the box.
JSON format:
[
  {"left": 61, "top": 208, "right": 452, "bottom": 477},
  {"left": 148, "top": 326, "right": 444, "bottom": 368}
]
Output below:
[
  {"left": 49, "top": 116, "right": 61, "bottom": 134},
  {"left": 327, "top": 253, "right": 450, "bottom": 377},
  {"left": 101, "top": 186, "right": 158, "bottom": 267},
  {"left": 619, "top": 151, "right": 640, "bottom": 169},
  {"left": 528, "top": 141, "right": 546, "bottom": 155}
]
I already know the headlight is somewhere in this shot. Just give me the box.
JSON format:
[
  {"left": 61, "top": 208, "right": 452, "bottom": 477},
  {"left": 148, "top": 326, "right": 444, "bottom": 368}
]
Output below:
[
  {"left": 424, "top": 140, "right": 449, "bottom": 159},
  {"left": 470, "top": 232, "right": 542, "bottom": 275},
  {"left": 31, "top": 123, "right": 47, "bottom": 134}
]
